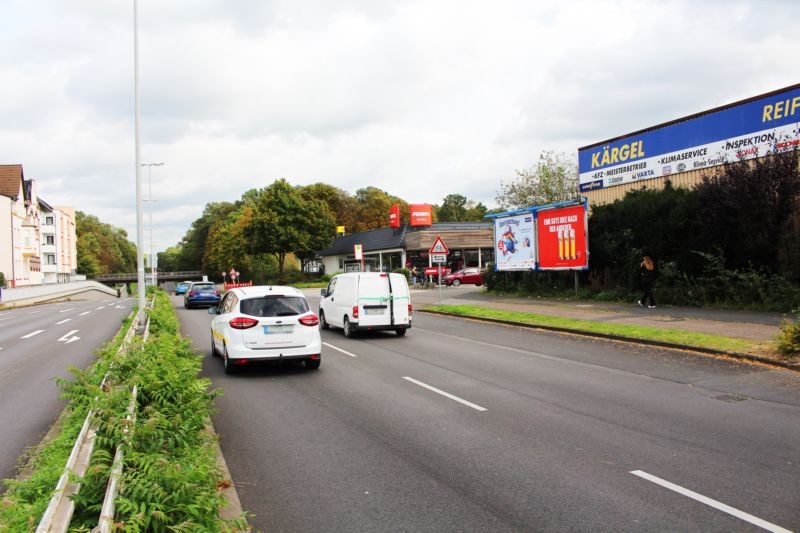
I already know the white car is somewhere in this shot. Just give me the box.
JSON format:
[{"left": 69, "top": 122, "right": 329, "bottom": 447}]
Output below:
[{"left": 209, "top": 286, "right": 322, "bottom": 374}]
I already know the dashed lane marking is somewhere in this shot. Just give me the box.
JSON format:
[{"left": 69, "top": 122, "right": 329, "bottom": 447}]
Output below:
[
  {"left": 56, "top": 319, "right": 71, "bottom": 325},
  {"left": 80, "top": 311, "right": 91, "bottom": 316},
  {"left": 323, "top": 342, "right": 358, "bottom": 358},
  {"left": 403, "top": 376, "right": 487, "bottom": 412},
  {"left": 630, "top": 470, "right": 791, "bottom": 533},
  {"left": 20, "top": 330, "right": 45, "bottom": 339}
]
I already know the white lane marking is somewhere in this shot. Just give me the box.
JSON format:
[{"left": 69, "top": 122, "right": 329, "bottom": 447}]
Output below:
[
  {"left": 28, "top": 310, "right": 42, "bottom": 314},
  {"left": 403, "top": 377, "right": 487, "bottom": 412},
  {"left": 21, "top": 330, "right": 45, "bottom": 339},
  {"left": 57, "top": 330, "right": 81, "bottom": 344},
  {"left": 59, "top": 308, "right": 76, "bottom": 313},
  {"left": 96, "top": 306, "right": 106, "bottom": 310},
  {"left": 56, "top": 319, "right": 72, "bottom": 325},
  {"left": 0, "top": 317, "right": 13, "bottom": 322},
  {"left": 323, "top": 342, "right": 358, "bottom": 358},
  {"left": 630, "top": 470, "right": 791, "bottom": 533},
  {"left": 79, "top": 311, "right": 91, "bottom": 316}
]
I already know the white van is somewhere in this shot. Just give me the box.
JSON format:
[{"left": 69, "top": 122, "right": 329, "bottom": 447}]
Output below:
[{"left": 319, "top": 272, "right": 411, "bottom": 337}]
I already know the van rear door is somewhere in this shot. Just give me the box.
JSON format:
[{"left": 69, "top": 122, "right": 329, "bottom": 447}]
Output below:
[{"left": 356, "top": 273, "right": 411, "bottom": 328}]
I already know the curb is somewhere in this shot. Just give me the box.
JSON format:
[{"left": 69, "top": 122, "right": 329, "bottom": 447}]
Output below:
[{"left": 419, "top": 309, "right": 800, "bottom": 373}]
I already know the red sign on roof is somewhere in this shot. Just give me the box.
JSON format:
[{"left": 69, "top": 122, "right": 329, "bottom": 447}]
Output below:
[{"left": 428, "top": 235, "right": 449, "bottom": 254}]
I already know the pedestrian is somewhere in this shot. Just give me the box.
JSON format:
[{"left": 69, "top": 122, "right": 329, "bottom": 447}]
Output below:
[
  {"left": 638, "top": 255, "right": 657, "bottom": 308},
  {"left": 411, "top": 266, "right": 419, "bottom": 286}
]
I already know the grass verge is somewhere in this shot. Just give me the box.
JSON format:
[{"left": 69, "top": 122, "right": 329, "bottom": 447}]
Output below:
[{"left": 425, "top": 304, "right": 764, "bottom": 355}]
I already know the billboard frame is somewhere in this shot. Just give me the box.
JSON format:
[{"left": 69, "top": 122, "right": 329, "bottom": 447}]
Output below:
[{"left": 486, "top": 197, "right": 589, "bottom": 272}]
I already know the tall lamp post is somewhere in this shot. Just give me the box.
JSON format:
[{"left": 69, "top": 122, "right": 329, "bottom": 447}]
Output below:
[
  {"left": 133, "top": 0, "right": 145, "bottom": 330},
  {"left": 141, "top": 162, "right": 164, "bottom": 287}
]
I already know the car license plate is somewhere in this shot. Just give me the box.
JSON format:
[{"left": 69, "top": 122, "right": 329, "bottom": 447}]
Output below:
[
  {"left": 263, "top": 325, "right": 292, "bottom": 334},
  {"left": 364, "top": 308, "right": 385, "bottom": 315}
]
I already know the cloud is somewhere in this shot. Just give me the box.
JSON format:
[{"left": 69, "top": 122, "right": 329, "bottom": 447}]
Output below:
[{"left": 1, "top": 0, "right": 799, "bottom": 253}]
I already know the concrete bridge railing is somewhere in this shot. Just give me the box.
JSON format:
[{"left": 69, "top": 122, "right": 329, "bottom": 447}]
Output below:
[{"left": 0, "top": 281, "right": 121, "bottom": 309}]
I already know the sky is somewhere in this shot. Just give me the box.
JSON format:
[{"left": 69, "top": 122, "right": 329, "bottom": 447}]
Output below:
[{"left": 1, "top": 0, "right": 799, "bottom": 254}]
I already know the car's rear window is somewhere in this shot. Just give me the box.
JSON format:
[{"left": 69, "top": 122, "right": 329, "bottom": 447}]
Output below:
[
  {"left": 240, "top": 296, "right": 310, "bottom": 317},
  {"left": 192, "top": 283, "right": 216, "bottom": 291}
]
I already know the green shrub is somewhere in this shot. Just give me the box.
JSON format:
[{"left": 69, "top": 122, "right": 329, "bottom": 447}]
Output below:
[{"left": 777, "top": 319, "right": 800, "bottom": 358}]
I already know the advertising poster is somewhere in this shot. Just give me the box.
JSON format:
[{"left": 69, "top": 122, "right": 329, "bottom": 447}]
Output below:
[
  {"left": 410, "top": 204, "right": 432, "bottom": 226},
  {"left": 494, "top": 213, "right": 536, "bottom": 271},
  {"left": 537, "top": 205, "right": 588, "bottom": 270}
]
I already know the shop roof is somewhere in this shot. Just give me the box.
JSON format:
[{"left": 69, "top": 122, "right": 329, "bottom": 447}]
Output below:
[
  {"left": 0, "top": 164, "right": 24, "bottom": 199},
  {"left": 318, "top": 222, "right": 492, "bottom": 256}
]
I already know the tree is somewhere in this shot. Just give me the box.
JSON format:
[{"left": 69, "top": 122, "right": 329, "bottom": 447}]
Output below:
[
  {"left": 496, "top": 151, "right": 579, "bottom": 210},
  {"left": 299, "top": 183, "right": 359, "bottom": 234},
  {"left": 435, "top": 194, "right": 488, "bottom": 221},
  {"left": 352, "top": 187, "right": 410, "bottom": 233},
  {"left": 243, "top": 179, "right": 336, "bottom": 275},
  {"left": 75, "top": 211, "right": 137, "bottom": 275},
  {"left": 175, "top": 202, "right": 237, "bottom": 271},
  {"left": 157, "top": 245, "right": 182, "bottom": 272}
]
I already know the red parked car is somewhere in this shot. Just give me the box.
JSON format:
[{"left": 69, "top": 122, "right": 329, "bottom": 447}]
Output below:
[{"left": 443, "top": 267, "right": 484, "bottom": 287}]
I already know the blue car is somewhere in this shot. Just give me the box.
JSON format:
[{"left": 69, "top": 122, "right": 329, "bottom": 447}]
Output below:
[
  {"left": 175, "top": 281, "right": 191, "bottom": 295},
  {"left": 184, "top": 282, "right": 221, "bottom": 309}
]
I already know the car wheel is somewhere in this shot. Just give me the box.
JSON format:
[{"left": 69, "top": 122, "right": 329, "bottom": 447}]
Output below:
[
  {"left": 343, "top": 316, "right": 353, "bottom": 338},
  {"left": 223, "top": 346, "right": 234, "bottom": 375},
  {"left": 210, "top": 333, "right": 219, "bottom": 357},
  {"left": 306, "top": 357, "right": 321, "bottom": 370},
  {"left": 395, "top": 328, "right": 407, "bottom": 337},
  {"left": 319, "top": 310, "right": 329, "bottom": 330},
  {"left": 452, "top": 279, "right": 461, "bottom": 287}
]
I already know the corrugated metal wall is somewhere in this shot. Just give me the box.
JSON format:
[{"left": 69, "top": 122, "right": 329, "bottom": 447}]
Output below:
[{"left": 583, "top": 167, "right": 716, "bottom": 207}]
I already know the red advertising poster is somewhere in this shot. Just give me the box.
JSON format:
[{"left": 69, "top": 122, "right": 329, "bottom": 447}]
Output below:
[
  {"left": 389, "top": 204, "right": 400, "bottom": 228},
  {"left": 537, "top": 205, "right": 588, "bottom": 269},
  {"left": 410, "top": 204, "right": 432, "bottom": 226}
]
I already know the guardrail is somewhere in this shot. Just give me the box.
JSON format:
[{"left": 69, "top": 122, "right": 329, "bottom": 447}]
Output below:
[
  {"left": 93, "top": 271, "right": 203, "bottom": 282},
  {"left": 36, "top": 299, "right": 151, "bottom": 532}
]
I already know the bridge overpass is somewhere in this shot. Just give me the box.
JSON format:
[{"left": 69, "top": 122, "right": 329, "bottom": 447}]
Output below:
[{"left": 93, "top": 271, "right": 205, "bottom": 284}]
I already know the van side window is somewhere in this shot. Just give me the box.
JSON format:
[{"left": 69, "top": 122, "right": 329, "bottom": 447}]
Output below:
[{"left": 327, "top": 278, "right": 337, "bottom": 296}]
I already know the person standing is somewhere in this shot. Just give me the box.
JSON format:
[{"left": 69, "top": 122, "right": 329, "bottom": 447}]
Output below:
[{"left": 638, "top": 255, "right": 657, "bottom": 308}]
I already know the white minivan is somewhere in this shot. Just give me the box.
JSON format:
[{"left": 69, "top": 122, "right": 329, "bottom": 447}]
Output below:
[{"left": 319, "top": 272, "right": 411, "bottom": 337}]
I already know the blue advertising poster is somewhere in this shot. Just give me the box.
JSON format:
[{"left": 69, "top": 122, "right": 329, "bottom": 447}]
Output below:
[{"left": 579, "top": 85, "right": 800, "bottom": 191}]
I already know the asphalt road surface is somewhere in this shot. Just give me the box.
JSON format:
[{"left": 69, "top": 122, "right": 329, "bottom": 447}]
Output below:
[
  {"left": 174, "top": 293, "right": 800, "bottom": 532},
  {"left": 0, "top": 298, "right": 133, "bottom": 485}
]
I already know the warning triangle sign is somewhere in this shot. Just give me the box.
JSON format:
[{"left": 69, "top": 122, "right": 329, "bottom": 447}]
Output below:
[{"left": 428, "top": 235, "right": 449, "bottom": 254}]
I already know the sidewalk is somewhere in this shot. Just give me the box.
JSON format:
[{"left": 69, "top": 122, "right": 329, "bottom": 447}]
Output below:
[{"left": 410, "top": 285, "right": 793, "bottom": 344}]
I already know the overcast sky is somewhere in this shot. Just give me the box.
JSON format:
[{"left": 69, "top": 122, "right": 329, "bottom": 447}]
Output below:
[{"left": 1, "top": 0, "right": 799, "bottom": 253}]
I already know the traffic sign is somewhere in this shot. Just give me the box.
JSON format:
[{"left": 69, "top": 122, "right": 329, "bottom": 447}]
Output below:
[
  {"left": 428, "top": 235, "right": 449, "bottom": 254},
  {"left": 431, "top": 254, "right": 447, "bottom": 263}
]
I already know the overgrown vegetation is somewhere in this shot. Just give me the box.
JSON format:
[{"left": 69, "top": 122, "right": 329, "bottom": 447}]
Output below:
[
  {"left": 1, "top": 290, "right": 248, "bottom": 531},
  {"left": 76, "top": 211, "right": 138, "bottom": 277},
  {"left": 777, "top": 318, "right": 800, "bottom": 359}
]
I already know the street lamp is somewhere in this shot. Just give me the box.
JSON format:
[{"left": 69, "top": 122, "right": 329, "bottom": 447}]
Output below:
[{"left": 141, "top": 162, "right": 164, "bottom": 287}]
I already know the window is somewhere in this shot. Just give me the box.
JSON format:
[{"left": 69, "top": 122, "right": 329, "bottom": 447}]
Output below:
[
  {"left": 240, "top": 296, "right": 310, "bottom": 317},
  {"left": 45, "top": 216, "right": 54, "bottom": 225},
  {"left": 46, "top": 235, "right": 55, "bottom": 245},
  {"left": 47, "top": 255, "right": 56, "bottom": 265}
]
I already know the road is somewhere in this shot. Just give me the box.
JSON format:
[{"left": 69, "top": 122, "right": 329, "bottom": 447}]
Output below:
[
  {"left": 0, "top": 298, "right": 133, "bottom": 484},
  {"left": 173, "top": 292, "right": 800, "bottom": 532}
]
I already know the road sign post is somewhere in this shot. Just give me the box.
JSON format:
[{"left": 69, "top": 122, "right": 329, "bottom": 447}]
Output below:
[{"left": 428, "top": 236, "right": 449, "bottom": 305}]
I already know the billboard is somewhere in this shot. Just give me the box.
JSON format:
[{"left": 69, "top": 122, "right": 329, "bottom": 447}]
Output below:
[
  {"left": 410, "top": 204, "right": 432, "bottom": 226},
  {"left": 493, "top": 213, "right": 536, "bottom": 271},
  {"left": 578, "top": 84, "right": 800, "bottom": 192},
  {"left": 536, "top": 205, "right": 588, "bottom": 270},
  {"left": 488, "top": 199, "right": 589, "bottom": 272}
]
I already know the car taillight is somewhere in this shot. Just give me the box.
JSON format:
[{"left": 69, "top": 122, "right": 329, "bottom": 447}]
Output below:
[
  {"left": 408, "top": 304, "right": 412, "bottom": 316},
  {"left": 352, "top": 306, "right": 359, "bottom": 319},
  {"left": 299, "top": 314, "right": 319, "bottom": 327},
  {"left": 214, "top": 290, "right": 220, "bottom": 295},
  {"left": 188, "top": 291, "right": 197, "bottom": 296},
  {"left": 230, "top": 316, "right": 259, "bottom": 329}
]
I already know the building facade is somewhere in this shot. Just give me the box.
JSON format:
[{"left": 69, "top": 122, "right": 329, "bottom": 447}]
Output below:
[
  {"left": 318, "top": 222, "right": 494, "bottom": 275},
  {"left": 579, "top": 83, "right": 800, "bottom": 207},
  {"left": 0, "top": 165, "right": 77, "bottom": 287}
]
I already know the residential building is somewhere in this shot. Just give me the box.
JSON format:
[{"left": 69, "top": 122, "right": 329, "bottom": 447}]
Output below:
[{"left": 0, "top": 164, "right": 77, "bottom": 287}]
